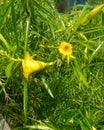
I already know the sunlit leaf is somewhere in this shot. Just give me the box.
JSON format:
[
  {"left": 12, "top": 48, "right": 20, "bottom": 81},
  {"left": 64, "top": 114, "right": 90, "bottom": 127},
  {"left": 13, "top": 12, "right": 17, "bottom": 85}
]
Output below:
[
  {"left": 41, "top": 77, "right": 54, "bottom": 98},
  {"left": 5, "top": 61, "right": 14, "bottom": 78}
]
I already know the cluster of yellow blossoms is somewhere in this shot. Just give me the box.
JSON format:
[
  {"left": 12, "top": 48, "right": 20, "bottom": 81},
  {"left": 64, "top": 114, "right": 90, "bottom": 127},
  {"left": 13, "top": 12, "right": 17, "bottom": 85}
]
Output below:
[{"left": 22, "top": 41, "right": 75, "bottom": 79}]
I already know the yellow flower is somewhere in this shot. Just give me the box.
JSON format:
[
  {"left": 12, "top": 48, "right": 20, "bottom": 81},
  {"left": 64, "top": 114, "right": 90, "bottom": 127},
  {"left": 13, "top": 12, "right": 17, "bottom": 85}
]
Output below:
[
  {"left": 69, "top": 118, "right": 74, "bottom": 124},
  {"left": 22, "top": 52, "right": 55, "bottom": 79},
  {"left": 81, "top": 4, "right": 104, "bottom": 25},
  {"left": 58, "top": 42, "right": 72, "bottom": 55},
  {"left": 58, "top": 42, "right": 75, "bottom": 63}
]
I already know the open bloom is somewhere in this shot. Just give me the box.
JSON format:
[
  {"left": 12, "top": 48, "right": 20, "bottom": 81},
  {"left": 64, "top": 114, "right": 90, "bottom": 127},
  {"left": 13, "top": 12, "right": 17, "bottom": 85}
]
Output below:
[
  {"left": 58, "top": 41, "right": 72, "bottom": 56},
  {"left": 22, "top": 52, "right": 55, "bottom": 79},
  {"left": 58, "top": 41, "right": 75, "bottom": 63}
]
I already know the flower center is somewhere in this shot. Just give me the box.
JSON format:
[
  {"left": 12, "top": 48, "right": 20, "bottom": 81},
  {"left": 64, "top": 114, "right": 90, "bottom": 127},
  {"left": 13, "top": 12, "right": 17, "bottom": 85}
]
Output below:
[{"left": 64, "top": 45, "right": 70, "bottom": 51}]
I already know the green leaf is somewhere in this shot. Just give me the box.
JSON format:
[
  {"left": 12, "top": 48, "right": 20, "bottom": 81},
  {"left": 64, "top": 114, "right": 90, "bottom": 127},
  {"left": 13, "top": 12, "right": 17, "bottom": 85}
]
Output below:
[
  {"left": 79, "top": 119, "right": 90, "bottom": 130},
  {"left": 73, "top": 60, "right": 89, "bottom": 88},
  {"left": 72, "top": 4, "right": 88, "bottom": 32},
  {"left": 5, "top": 61, "right": 14, "bottom": 78},
  {"left": 0, "top": 33, "right": 10, "bottom": 50},
  {"left": 41, "top": 77, "right": 54, "bottom": 98}
]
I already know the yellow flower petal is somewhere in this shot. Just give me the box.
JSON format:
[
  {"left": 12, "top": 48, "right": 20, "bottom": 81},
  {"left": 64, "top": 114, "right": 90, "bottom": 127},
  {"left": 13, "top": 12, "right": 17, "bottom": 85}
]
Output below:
[
  {"left": 58, "top": 42, "right": 72, "bottom": 56},
  {"left": 22, "top": 52, "right": 55, "bottom": 79}
]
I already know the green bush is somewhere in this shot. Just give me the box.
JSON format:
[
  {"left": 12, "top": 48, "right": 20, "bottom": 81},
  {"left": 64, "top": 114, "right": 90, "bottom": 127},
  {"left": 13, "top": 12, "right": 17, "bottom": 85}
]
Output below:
[{"left": 0, "top": 0, "right": 104, "bottom": 129}]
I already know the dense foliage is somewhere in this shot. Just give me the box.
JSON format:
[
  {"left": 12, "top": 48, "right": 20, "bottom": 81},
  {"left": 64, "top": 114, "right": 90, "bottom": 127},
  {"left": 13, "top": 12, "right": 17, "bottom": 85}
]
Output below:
[{"left": 0, "top": 0, "right": 104, "bottom": 129}]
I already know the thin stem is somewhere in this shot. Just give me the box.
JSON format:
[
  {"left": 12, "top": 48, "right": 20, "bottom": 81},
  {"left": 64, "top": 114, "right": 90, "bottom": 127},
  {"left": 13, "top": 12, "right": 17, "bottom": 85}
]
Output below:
[
  {"left": 24, "top": 16, "right": 30, "bottom": 55},
  {"left": 23, "top": 78, "right": 28, "bottom": 125},
  {"left": 23, "top": 0, "right": 30, "bottom": 125}
]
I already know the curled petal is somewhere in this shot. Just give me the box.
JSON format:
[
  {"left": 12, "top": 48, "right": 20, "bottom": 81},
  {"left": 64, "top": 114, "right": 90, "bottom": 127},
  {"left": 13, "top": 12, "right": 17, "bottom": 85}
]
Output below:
[{"left": 22, "top": 52, "right": 55, "bottom": 79}]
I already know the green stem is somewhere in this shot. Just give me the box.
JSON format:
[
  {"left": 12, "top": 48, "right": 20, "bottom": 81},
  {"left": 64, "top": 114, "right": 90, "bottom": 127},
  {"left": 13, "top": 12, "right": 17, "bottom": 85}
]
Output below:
[
  {"left": 23, "top": 78, "right": 28, "bottom": 125},
  {"left": 24, "top": 16, "right": 30, "bottom": 55},
  {"left": 23, "top": 0, "right": 30, "bottom": 125}
]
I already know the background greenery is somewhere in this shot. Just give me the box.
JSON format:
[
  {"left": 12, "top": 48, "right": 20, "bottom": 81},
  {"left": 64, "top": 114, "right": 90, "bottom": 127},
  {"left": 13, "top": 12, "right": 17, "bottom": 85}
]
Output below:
[{"left": 0, "top": 0, "right": 104, "bottom": 129}]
